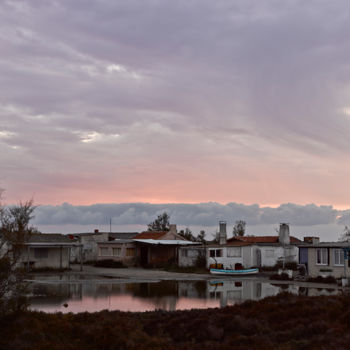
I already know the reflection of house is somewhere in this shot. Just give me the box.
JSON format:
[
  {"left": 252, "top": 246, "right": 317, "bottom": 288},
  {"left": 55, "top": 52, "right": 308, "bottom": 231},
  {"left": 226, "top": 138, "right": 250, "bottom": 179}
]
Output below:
[
  {"left": 206, "top": 222, "right": 300, "bottom": 269},
  {"left": 19, "top": 233, "right": 80, "bottom": 270},
  {"left": 207, "top": 280, "right": 300, "bottom": 307},
  {"left": 298, "top": 238, "right": 350, "bottom": 278}
]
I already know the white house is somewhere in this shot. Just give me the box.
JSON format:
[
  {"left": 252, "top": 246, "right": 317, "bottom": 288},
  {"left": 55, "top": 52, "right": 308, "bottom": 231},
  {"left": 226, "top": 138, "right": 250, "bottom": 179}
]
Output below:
[{"left": 206, "top": 222, "right": 300, "bottom": 269}]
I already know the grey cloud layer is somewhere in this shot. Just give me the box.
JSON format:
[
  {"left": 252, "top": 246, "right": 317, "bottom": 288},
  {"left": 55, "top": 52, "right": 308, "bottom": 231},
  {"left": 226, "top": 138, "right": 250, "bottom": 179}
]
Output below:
[{"left": 32, "top": 202, "right": 344, "bottom": 227}]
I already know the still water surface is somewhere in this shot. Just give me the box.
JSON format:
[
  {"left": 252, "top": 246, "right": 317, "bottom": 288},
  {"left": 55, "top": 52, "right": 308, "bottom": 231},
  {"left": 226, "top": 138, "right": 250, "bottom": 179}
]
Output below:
[{"left": 27, "top": 274, "right": 340, "bottom": 313}]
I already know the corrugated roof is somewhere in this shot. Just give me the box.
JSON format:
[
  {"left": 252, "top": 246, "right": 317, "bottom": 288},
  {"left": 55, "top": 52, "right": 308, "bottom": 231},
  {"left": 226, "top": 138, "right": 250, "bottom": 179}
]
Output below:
[
  {"left": 109, "top": 232, "right": 139, "bottom": 239},
  {"left": 133, "top": 239, "right": 200, "bottom": 245},
  {"left": 133, "top": 231, "right": 167, "bottom": 240},
  {"left": 227, "top": 236, "right": 301, "bottom": 244}
]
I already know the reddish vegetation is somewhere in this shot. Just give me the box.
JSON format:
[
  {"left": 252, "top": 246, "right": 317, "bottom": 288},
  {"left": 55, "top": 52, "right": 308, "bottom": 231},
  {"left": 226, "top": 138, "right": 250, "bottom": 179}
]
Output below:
[{"left": 1, "top": 293, "right": 350, "bottom": 349}]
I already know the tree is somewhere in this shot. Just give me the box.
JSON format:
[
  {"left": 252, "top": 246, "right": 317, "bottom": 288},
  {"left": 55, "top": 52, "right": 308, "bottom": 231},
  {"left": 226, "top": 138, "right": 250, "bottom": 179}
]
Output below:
[
  {"left": 339, "top": 226, "right": 350, "bottom": 242},
  {"left": 179, "top": 228, "right": 206, "bottom": 243},
  {"left": 197, "top": 230, "right": 206, "bottom": 244},
  {"left": 233, "top": 220, "right": 246, "bottom": 237},
  {"left": 147, "top": 212, "right": 170, "bottom": 232},
  {"left": 0, "top": 196, "right": 38, "bottom": 314}
]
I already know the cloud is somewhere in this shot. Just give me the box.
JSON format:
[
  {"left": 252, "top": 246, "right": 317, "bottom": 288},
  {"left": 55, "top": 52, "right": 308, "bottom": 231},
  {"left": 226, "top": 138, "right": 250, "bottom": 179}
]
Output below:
[
  {"left": 1, "top": 1, "right": 350, "bottom": 207},
  {"left": 31, "top": 201, "right": 343, "bottom": 228}
]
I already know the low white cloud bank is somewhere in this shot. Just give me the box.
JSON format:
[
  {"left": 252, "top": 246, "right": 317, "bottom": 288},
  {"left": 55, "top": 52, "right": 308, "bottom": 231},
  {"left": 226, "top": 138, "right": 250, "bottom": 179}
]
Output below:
[{"left": 31, "top": 202, "right": 346, "bottom": 227}]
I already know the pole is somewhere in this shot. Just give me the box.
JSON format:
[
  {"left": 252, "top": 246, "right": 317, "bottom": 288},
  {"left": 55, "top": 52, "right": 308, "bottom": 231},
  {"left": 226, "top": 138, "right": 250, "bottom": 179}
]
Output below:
[
  {"left": 110, "top": 218, "right": 112, "bottom": 233},
  {"left": 80, "top": 245, "right": 83, "bottom": 271}
]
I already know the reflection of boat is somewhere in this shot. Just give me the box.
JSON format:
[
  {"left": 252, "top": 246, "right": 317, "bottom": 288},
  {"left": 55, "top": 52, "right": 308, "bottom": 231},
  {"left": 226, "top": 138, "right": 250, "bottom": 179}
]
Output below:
[{"left": 210, "top": 268, "right": 259, "bottom": 275}]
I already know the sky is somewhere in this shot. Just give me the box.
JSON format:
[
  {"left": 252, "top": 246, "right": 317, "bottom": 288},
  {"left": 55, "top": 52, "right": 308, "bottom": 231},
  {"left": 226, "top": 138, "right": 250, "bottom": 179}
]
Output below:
[{"left": 1, "top": 1, "right": 350, "bottom": 238}]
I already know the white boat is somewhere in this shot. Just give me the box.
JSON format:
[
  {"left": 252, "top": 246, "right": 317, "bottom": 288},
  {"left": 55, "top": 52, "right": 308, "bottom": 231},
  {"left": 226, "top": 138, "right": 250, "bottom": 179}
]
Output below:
[{"left": 210, "top": 268, "right": 259, "bottom": 275}]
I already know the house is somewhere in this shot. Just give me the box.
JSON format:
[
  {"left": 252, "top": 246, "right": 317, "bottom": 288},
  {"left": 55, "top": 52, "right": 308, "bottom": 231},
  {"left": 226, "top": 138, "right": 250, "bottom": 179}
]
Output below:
[
  {"left": 18, "top": 233, "right": 81, "bottom": 270},
  {"left": 133, "top": 224, "right": 199, "bottom": 267},
  {"left": 298, "top": 238, "right": 350, "bottom": 278},
  {"left": 70, "top": 230, "right": 109, "bottom": 262},
  {"left": 97, "top": 239, "right": 137, "bottom": 266},
  {"left": 97, "top": 225, "right": 199, "bottom": 267},
  {"left": 205, "top": 222, "right": 300, "bottom": 269}
]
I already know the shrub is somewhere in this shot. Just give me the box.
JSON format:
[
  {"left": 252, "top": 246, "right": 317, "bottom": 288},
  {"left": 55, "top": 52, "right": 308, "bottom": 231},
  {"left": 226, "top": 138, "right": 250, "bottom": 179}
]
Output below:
[
  {"left": 94, "top": 260, "right": 125, "bottom": 268},
  {"left": 306, "top": 276, "right": 337, "bottom": 284},
  {"left": 269, "top": 273, "right": 292, "bottom": 281}
]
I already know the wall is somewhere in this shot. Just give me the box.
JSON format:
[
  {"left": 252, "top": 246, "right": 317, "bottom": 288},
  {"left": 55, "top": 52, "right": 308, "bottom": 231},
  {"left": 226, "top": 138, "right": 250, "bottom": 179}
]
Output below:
[
  {"left": 251, "top": 245, "right": 299, "bottom": 267},
  {"left": 178, "top": 247, "right": 206, "bottom": 267},
  {"left": 97, "top": 242, "right": 137, "bottom": 266},
  {"left": 19, "top": 246, "right": 70, "bottom": 269},
  {"left": 206, "top": 246, "right": 247, "bottom": 269},
  {"left": 308, "top": 247, "right": 350, "bottom": 278},
  {"left": 81, "top": 233, "right": 109, "bottom": 262},
  {"left": 148, "top": 245, "right": 176, "bottom": 267}
]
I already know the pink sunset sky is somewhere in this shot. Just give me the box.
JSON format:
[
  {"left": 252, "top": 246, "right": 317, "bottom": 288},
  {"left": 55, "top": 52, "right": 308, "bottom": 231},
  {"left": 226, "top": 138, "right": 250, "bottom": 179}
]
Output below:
[{"left": 1, "top": 1, "right": 350, "bottom": 238}]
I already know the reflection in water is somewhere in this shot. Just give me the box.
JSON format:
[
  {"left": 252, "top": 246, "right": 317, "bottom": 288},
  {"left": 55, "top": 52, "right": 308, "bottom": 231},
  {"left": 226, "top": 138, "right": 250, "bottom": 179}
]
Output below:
[{"left": 27, "top": 276, "right": 340, "bottom": 313}]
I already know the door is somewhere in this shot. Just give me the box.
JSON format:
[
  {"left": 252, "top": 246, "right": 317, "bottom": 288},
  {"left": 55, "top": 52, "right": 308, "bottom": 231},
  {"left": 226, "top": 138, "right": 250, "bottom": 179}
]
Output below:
[
  {"left": 140, "top": 246, "right": 148, "bottom": 266},
  {"left": 256, "top": 249, "right": 261, "bottom": 267}
]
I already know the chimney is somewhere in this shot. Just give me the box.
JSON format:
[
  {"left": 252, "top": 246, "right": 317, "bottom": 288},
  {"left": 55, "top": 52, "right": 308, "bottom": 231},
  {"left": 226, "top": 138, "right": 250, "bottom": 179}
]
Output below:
[
  {"left": 94, "top": 229, "right": 99, "bottom": 234},
  {"left": 303, "top": 236, "right": 320, "bottom": 244},
  {"left": 218, "top": 221, "right": 227, "bottom": 245},
  {"left": 169, "top": 224, "right": 177, "bottom": 234},
  {"left": 279, "top": 223, "right": 290, "bottom": 245}
]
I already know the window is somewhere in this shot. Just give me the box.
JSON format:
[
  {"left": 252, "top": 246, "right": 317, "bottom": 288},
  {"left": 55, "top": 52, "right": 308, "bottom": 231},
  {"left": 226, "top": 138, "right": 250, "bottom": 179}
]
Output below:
[
  {"left": 34, "top": 248, "right": 48, "bottom": 259},
  {"left": 334, "top": 249, "right": 344, "bottom": 266},
  {"left": 126, "top": 248, "right": 135, "bottom": 257},
  {"left": 227, "top": 247, "right": 241, "bottom": 257},
  {"left": 100, "top": 247, "right": 109, "bottom": 256},
  {"left": 316, "top": 248, "right": 328, "bottom": 265},
  {"left": 113, "top": 248, "right": 121, "bottom": 256},
  {"left": 181, "top": 250, "right": 188, "bottom": 257},
  {"left": 209, "top": 249, "right": 222, "bottom": 258},
  {"left": 265, "top": 250, "right": 274, "bottom": 258}
]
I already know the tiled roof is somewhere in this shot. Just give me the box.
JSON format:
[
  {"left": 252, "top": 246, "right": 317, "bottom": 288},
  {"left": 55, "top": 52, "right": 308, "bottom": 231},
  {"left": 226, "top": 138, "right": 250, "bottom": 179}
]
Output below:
[
  {"left": 28, "top": 233, "right": 75, "bottom": 243},
  {"left": 133, "top": 231, "right": 167, "bottom": 240},
  {"left": 227, "top": 236, "right": 301, "bottom": 244}
]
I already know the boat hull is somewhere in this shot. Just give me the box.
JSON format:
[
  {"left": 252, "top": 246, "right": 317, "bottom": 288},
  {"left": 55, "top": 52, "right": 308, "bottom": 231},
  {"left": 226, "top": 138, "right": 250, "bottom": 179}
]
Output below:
[{"left": 210, "top": 268, "right": 259, "bottom": 275}]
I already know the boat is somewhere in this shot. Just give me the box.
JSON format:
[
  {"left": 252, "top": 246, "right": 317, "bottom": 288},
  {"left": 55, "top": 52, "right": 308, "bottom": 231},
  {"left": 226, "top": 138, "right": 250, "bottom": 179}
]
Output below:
[{"left": 210, "top": 267, "right": 259, "bottom": 275}]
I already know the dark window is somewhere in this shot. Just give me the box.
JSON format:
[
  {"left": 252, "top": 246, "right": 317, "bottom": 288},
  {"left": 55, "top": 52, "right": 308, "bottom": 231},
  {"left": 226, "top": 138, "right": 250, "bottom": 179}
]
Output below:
[{"left": 34, "top": 248, "right": 48, "bottom": 259}]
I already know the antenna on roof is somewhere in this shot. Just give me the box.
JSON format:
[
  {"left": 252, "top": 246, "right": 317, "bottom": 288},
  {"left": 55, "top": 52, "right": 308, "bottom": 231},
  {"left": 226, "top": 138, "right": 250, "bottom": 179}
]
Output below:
[{"left": 110, "top": 218, "right": 112, "bottom": 233}]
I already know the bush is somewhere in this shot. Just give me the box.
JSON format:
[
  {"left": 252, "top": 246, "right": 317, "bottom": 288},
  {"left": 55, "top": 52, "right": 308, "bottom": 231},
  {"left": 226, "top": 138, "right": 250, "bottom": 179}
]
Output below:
[
  {"left": 94, "top": 260, "right": 125, "bottom": 268},
  {"left": 306, "top": 276, "right": 337, "bottom": 284},
  {"left": 269, "top": 273, "right": 292, "bottom": 281}
]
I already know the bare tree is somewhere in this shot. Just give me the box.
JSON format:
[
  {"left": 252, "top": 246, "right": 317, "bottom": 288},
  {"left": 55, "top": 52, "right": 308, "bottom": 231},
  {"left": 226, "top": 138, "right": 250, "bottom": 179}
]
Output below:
[{"left": 0, "top": 195, "right": 38, "bottom": 314}]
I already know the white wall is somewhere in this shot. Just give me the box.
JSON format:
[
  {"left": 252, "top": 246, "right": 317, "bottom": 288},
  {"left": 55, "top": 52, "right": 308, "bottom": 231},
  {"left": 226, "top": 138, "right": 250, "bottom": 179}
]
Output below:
[
  {"left": 251, "top": 245, "right": 299, "bottom": 267},
  {"left": 207, "top": 246, "right": 252, "bottom": 269},
  {"left": 19, "top": 246, "right": 70, "bottom": 269}
]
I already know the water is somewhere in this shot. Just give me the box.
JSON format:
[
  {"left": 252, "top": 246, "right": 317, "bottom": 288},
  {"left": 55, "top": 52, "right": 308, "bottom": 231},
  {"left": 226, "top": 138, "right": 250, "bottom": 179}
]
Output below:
[{"left": 27, "top": 275, "right": 340, "bottom": 313}]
